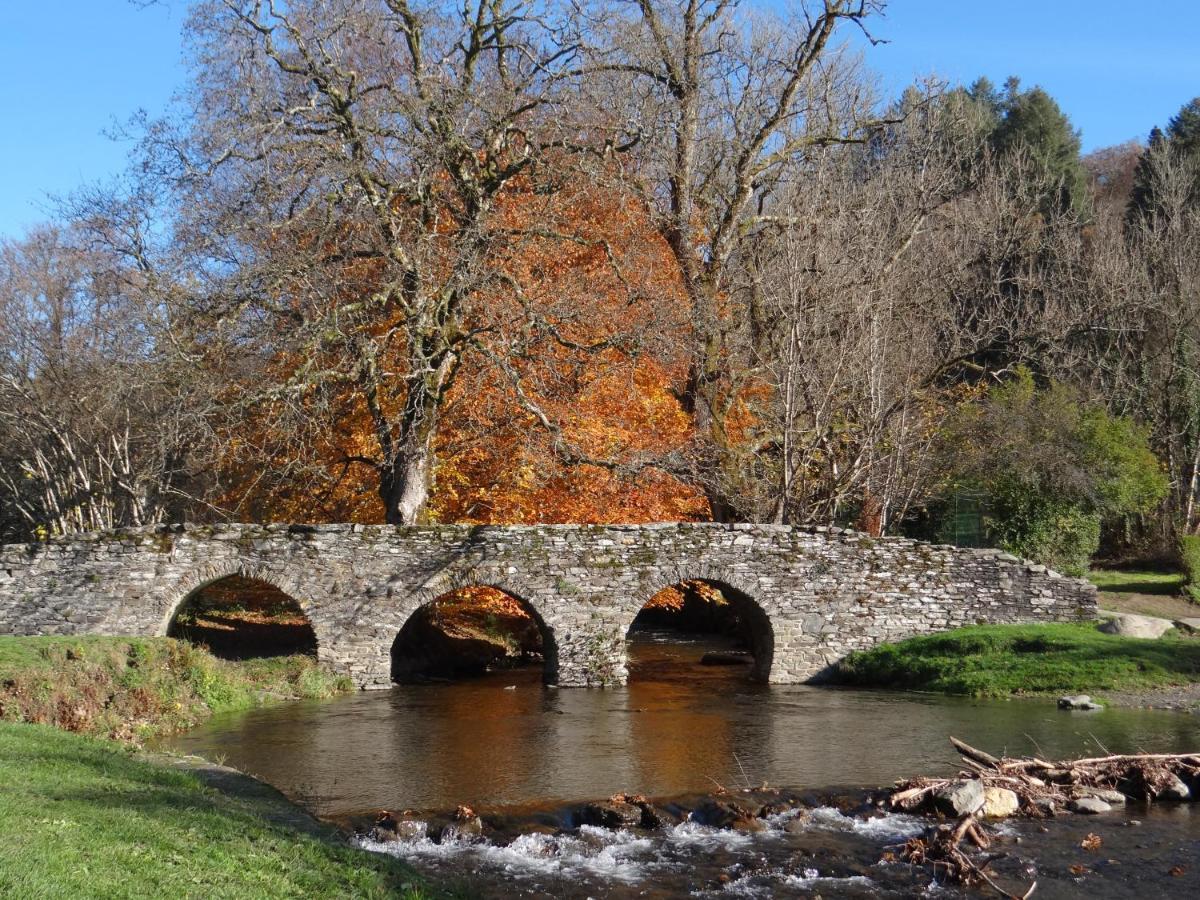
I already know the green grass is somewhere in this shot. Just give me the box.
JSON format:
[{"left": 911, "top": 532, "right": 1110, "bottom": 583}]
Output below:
[
  {"left": 1086, "top": 568, "right": 1186, "bottom": 595},
  {"left": 0, "top": 723, "right": 430, "bottom": 899},
  {"left": 0, "top": 636, "right": 353, "bottom": 742},
  {"left": 833, "top": 623, "right": 1200, "bottom": 698}
]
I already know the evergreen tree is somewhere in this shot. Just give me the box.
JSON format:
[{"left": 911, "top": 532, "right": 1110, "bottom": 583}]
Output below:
[
  {"left": 991, "top": 84, "right": 1089, "bottom": 215},
  {"left": 1129, "top": 97, "right": 1200, "bottom": 220}
]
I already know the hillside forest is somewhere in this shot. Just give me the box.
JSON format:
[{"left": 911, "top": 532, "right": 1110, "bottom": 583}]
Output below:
[{"left": 1, "top": 0, "right": 1197, "bottom": 577}]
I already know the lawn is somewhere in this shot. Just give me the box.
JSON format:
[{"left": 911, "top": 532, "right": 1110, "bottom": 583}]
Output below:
[
  {"left": 834, "top": 623, "right": 1200, "bottom": 698},
  {"left": 1086, "top": 567, "right": 1200, "bottom": 620},
  {"left": 0, "top": 723, "right": 429, "bottom": 899},
  {"left": 1087, "top": 568, "right": 1186, "bottom": 596}
]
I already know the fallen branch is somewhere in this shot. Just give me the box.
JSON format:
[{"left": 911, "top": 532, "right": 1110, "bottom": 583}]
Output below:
[{"left": 892, "top": 738, "right": 1200, "bottom": 895}]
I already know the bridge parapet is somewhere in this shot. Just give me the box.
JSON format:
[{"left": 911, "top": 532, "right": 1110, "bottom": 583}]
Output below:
[{"left": 0, "top": 522, "right": 1097, "bottom": 688}]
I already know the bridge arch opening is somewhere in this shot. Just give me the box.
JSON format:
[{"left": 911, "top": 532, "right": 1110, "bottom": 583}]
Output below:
[
  {"left": 167, "top": 575, "right": 318, "bottom": 660},
  {"left": 390, "top": 586, "right": 557, "bottom": 684},
  {"left": 626, "top": 580, "right": 773, "bottom": 682}
]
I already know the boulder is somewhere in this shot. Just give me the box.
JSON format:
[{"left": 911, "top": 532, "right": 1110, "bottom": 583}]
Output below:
[
  {"left": 1098, "top": 612, "right": 1174, "bottom": 639},
  {"left": 932, "top": 780, "right": 985, "bottom": 817},
  {"left": 1160, "top": 774, "right": 1191, "bottom": 801},
  {"left": 1069, "top": 797, "right": 1112, "bottom": 815},
  {"left": 981, "top": 787, "right": 1020, "bottom": 818},
  {"left": 579, "top": 800, "right": 643, "bottom": 829},
  {"left": 1058, "top": 695, "right": 1103, "bottom": 710},
  {"left": 1174, "top": 617, "right": 1200, "bottom": 634}
]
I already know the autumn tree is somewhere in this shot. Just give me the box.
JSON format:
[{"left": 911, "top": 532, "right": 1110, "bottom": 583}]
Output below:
[{"left": 166, "top": 0, "right": 648, "bottom": 525}]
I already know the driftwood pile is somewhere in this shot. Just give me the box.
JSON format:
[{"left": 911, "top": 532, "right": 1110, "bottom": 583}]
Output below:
[{"left": 885, "top": 737, "right": 1200, "bottom": 898}]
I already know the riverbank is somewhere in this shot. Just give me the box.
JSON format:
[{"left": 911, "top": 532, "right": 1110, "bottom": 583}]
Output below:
[
  {"left": 0, "top": 636, "right": 441, "bottom": 897},
  {"left": 832, "top": 622, "right": 1200, "bottom": 700},
  {"left": 0, "top": 723, "right": 431, "bottom": 898},
  {"left": 0, "top": 635, "right": 352, "bottom": 742}
]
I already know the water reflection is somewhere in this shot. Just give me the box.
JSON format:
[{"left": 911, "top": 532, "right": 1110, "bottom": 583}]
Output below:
[{"left": 160, "top": 633, "right": 1200, "bottom": 818}]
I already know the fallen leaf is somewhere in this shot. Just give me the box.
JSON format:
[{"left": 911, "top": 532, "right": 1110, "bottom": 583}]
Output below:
[
  {"left": 1081, "top": 833, "right": 1102, "bottom": 851},
  {"left": 1168, "top": 865, "right": 1187, "bottom": 877}
]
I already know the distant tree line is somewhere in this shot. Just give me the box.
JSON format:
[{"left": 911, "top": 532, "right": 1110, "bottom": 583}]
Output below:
[{"left": 0, "top": 1, "right": 1195, "bottom": 576}]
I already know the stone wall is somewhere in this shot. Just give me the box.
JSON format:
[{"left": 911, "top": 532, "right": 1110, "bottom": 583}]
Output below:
[{"left": 0, "top": 523, "right": 1097, "bottom": 688}]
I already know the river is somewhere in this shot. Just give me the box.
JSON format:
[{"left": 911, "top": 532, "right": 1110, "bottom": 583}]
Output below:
[{"left": 159, "top": 631, "right": 1200, "bottom": 897}]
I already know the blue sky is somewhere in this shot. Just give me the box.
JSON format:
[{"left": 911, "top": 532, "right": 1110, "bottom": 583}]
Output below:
[{"left": 1, "top": 1, "right": 1198, "bottom": 238}]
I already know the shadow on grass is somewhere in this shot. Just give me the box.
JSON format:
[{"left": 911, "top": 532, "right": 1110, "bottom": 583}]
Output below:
[{"left": 1098, "top": 578, "right": 1184, "bottom": 596}]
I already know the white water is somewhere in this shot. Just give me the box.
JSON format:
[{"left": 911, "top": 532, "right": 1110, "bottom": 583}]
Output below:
[{"left": 357, "top": 806, "right": 923, "bottom": 893}]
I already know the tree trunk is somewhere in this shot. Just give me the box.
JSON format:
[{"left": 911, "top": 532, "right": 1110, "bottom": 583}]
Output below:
[{"left": 380, "top": 441, "right": 433, "bottom": 525}]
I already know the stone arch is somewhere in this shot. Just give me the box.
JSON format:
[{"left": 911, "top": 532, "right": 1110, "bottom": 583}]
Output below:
[
  {"left": 389, "top": 580, "right": 559, "bottom": 685},
  {"left": 623, "top": 570, "right": 775, "bottom": 682},
  {"left": 159, "top": 563, "right": 324, "bottom": 659}
]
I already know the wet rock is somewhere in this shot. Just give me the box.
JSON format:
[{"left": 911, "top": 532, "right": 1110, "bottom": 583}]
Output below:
[
  {"left": 371, "top": 810, "right": 427, "bottom": 842},
  {"left": 757, "top": 802, "right": 793, "bottom": 819},
  {"left": 783, "top": 813, "right": 812, "bottom": 834},
  {"left": 1098, "top": 612, "right": 1174, "bottom": 639},
  {"left": 932, "top": 779, "right": 985, "bottom": 817},
  {"left": 1160, "top": 774, "right": 1191, "bottom": 801},
  {"left": 694, "top": 799, "right": 761, "bottom": 831},
  {"left": 730, "top": 815, "right": 767, "bottom": 833},
  {"left": 1069, "top": 797, "right": 1113, "bottom": 814},
  {"left": 579, "top": 800, "right": 643, "bottom": 829},
  {"left": 1034, "top": 798, "right": 1058, "bottom": 816},
  {"left": 1078, "top": 788, "right": 1126, "bottom": 806},
  {"left": 439, "top": 805, "right": 485, "bottom": 842},
  {"left": 1058, "top": 695, "right": 1103, "bottom": 710},
  {"left": 635, "top": 802, "right": 680, "bottom": 829},
  {"left": 981, "top": 787, "right": 1020, "bottom": 818}
]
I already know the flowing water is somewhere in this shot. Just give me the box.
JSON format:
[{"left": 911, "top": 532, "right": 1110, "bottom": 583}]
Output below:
[{"left": 160, "top": 631, "right": 1200, "bottom": 896}]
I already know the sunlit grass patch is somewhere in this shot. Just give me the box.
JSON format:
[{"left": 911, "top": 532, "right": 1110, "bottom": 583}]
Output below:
[
  {"left": 834, "top": 623, "right": 1200, "bottom": 698},
  {"left": 1087, "top": 568, "right": 1186, "bottom": 595},
  {"left": 0, "top": 723, "right": 429, "bottom": 899}
]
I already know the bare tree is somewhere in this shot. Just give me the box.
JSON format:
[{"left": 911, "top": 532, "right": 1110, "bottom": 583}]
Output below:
[
  {"left": 0, "top": 202, "right": 212, "bottom": 539},
  {"left": 575, "top": 0, "right": 886, "bottom": 518}
]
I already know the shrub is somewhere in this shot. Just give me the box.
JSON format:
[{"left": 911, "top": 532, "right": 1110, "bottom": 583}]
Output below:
[
  {"left": 987, "top": 493, "right": 1101, "bottom": 576},
  {"left": 939, "top": 368, "right": 1166, "bottom": 573},
  {"left": 1179, "top": 534, "right": 1200, "bottom": 600}
]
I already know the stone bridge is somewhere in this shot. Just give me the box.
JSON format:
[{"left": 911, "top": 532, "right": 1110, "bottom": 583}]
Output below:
[{"left": 0, "top": 523, "right": 1097, "bottom": 688}]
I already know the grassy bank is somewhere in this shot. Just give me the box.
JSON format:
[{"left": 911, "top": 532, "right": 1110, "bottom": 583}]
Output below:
[
  {"left": 1087, "top": 568, "right": 1186, "bottom": 595},
  {"left": 0, "top": 723, "right": 428, "bottom": 898},
  {"left": 0, "top": 635, "right": 352, "bottom": 742},
  {"left": 834, "top": 623, "right": 1200, "bottom": 698}
]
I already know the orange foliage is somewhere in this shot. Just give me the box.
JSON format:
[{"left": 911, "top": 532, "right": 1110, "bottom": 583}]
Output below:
[{"left": 218, "top": 169, "right": 710, "bottom": 524}]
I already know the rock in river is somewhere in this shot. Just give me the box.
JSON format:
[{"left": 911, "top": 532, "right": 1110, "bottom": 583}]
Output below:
[
  {"left": 981, "top": 787, "right": 1020, "bottom": 818},
  {"left": 693, "top": 799, "right": 765, "bottom": 832},
  {"left": 1160, "top": 774, "right": 1191, "bottom": 801},
  {"left": 1058, "top": 695, "right": 1103, "bottom": 710},
  {"left": 1069, "top": 797, "right": 1113, "bottom": 814},
  {"left": 579, "top": 800, "right": 643, "bottom": 829},
  {"left": 933, "top": 779, "right": 985, "bottom": 817}
]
